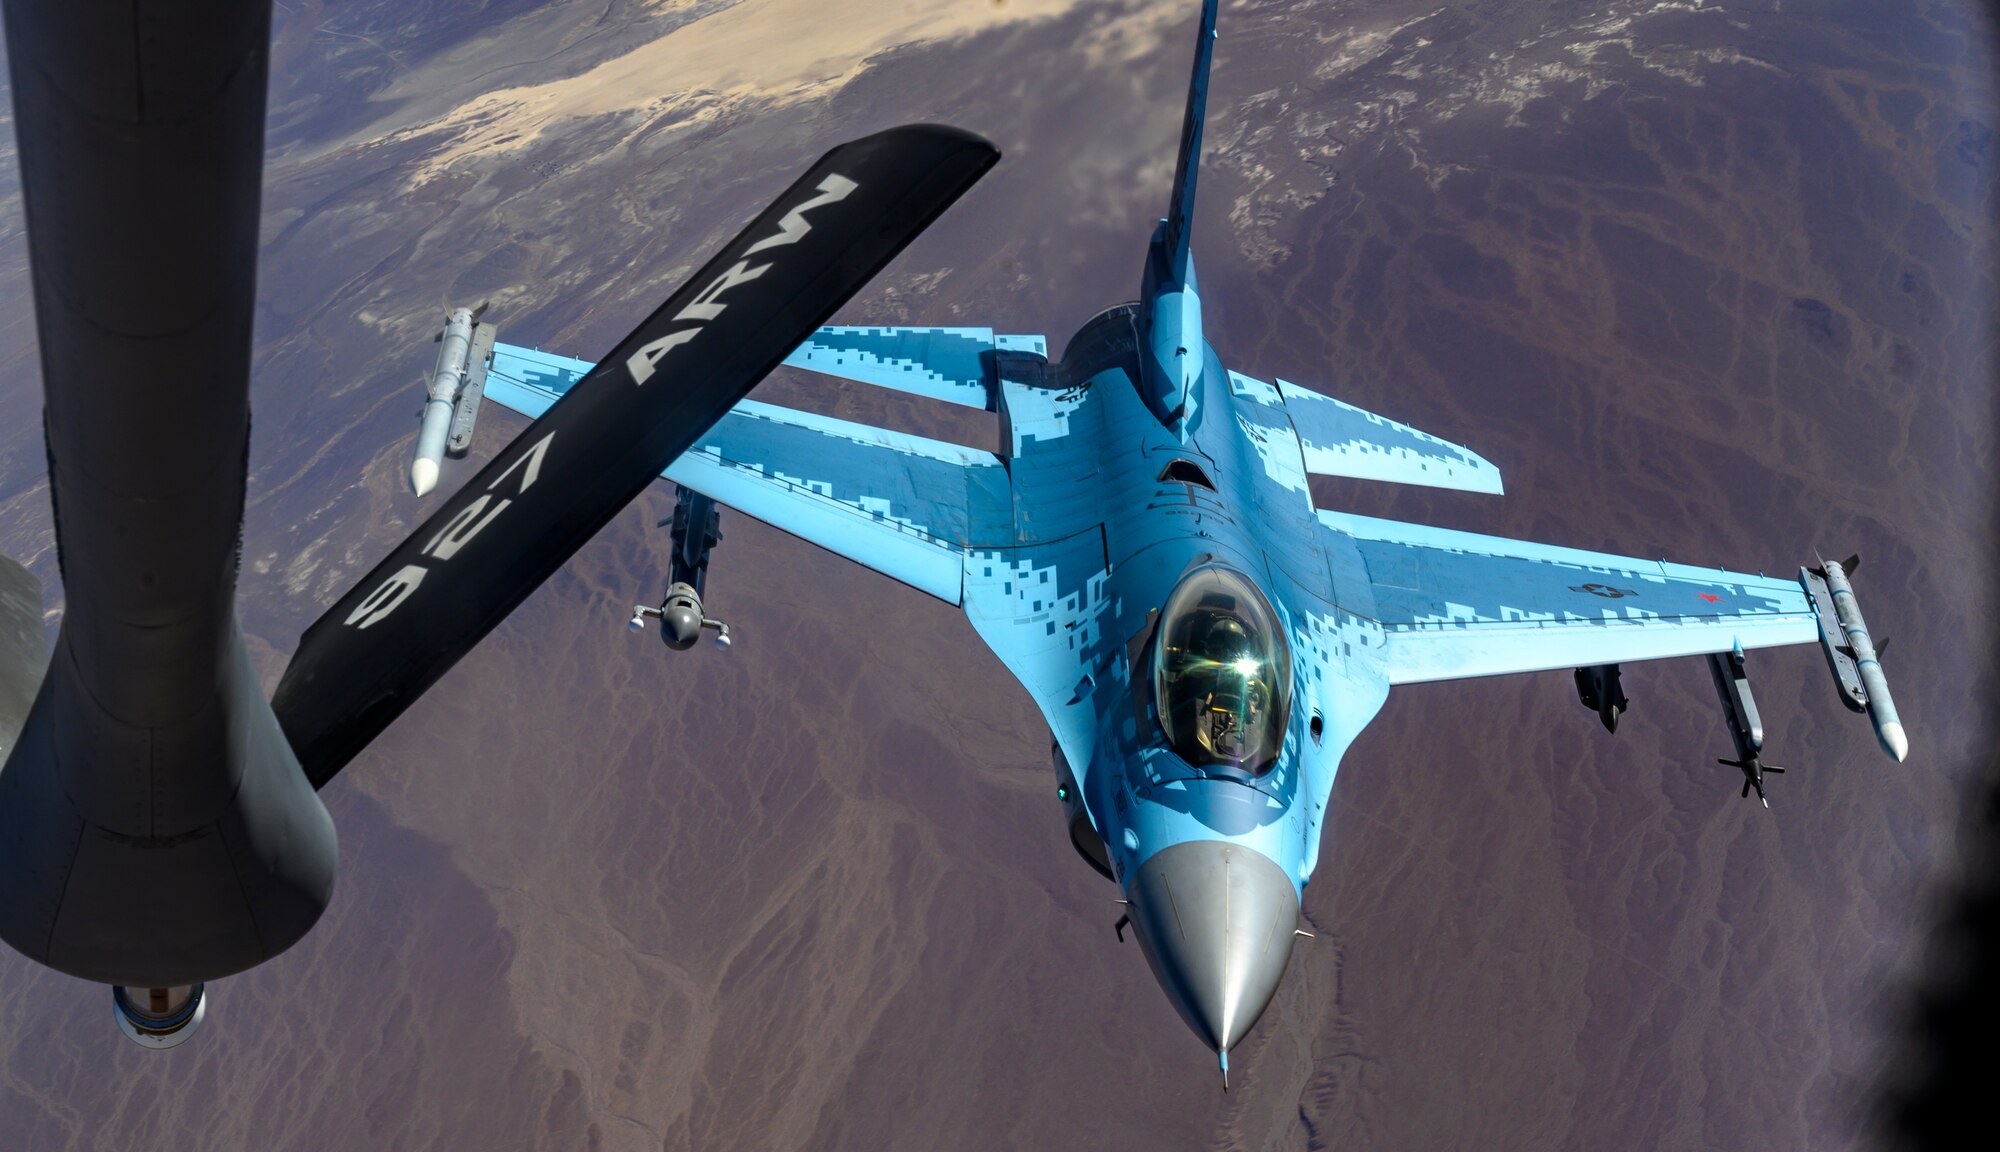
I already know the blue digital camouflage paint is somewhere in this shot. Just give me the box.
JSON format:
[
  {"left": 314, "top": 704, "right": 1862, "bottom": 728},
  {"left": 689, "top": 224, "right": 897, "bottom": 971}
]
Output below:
[{"left": 479, "top": 0, "right": 1891, "bottom": 1085}]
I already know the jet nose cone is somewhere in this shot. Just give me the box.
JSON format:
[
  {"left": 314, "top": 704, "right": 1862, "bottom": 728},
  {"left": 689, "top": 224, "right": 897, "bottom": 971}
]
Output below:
[{"left": 1126, "top": 840, "right": 1300, "bottom": 1055}]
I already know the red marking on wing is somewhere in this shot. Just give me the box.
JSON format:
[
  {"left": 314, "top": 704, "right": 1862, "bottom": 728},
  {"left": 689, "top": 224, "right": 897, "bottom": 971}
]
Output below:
[{"left": 1698, "top": 593, "right": 1723, "bottom": 603}]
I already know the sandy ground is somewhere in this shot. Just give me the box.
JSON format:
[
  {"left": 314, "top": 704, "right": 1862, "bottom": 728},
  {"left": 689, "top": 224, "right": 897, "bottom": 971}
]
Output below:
[{"left": 390, "top": 0, "right": 1141, "bottom": 181}]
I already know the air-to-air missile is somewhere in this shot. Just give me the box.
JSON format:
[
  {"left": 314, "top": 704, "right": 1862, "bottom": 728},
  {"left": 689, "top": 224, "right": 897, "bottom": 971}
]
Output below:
[
  {"left": 1804, "top": 555, "right": 1907, "bottom": 762},
  {"left": 1707, "top": 641, "right": 1785, "bottom": 806},
  {"left": 1667, "top": 554, "right": 1908, "bottom": 807},
  {"left": 411, "top": 304, "right": 498, "bottom": 496},
  {"left": 627, "top": 488, "right": 732, "bottom": 650},
  {"left": 1568, "top": 552, "right": 1906, "bottom": 806}
]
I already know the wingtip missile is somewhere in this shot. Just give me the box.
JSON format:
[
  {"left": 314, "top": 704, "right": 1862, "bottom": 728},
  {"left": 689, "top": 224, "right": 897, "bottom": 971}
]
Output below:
[
  {"left": 1220, "top": 1047, "right": 1230, "bottom": 1093},
  {"left": 410, "top": 457, "right": 439, "bottom": 497},
  {"left": 1880, "top": 720, "right": 1909, "bottom": 763},
  {"left": 1805, "top": 557, "right": 1906, "bottom": 763},
  {"left": 410, "top": 306, "right": 498, "bottom": 497}
]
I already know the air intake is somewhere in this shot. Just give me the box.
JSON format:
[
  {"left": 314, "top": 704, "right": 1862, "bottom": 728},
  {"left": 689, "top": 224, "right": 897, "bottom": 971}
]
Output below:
[{"left": 1158, "top": 459, "right": 1215, "bottom": 489}]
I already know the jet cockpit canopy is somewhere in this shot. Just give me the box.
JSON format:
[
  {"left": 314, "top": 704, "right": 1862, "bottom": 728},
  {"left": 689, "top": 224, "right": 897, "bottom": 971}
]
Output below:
[{"left": 1152, "top": 565, "right": 1292, "bottom": 777}]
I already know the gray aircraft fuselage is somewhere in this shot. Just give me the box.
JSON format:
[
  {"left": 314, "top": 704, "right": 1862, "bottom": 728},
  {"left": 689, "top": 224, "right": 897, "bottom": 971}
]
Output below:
[{"left": 0, "top": 0, "right": 338, "bottom": 996}]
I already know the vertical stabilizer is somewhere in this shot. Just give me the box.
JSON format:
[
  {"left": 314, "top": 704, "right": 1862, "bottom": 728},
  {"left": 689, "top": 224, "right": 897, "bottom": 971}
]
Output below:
[
  {"left": 1138, "top": 0, "right": 1222, "bottom": 437},
  {"left": 1161, "top": 0, "right": 1219, "bottom": 276}
]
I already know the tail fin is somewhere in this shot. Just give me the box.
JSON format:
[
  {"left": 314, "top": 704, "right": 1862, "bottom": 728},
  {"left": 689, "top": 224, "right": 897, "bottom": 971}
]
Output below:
[{"left": 1161, "top": 0, "right": 1219, "bottom": 276}]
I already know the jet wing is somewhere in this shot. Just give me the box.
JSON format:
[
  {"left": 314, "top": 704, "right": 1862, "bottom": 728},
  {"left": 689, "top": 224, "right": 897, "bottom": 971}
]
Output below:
[
  {"left": 1318, "top": 510, "right": 1819, "bottom": 685},
  {"left": 783, "top": 326, "right": 1047, "bottom": 410},
  {"left": 486, "top": 344, "right": 1009, "bottom": 604},
  {"left": 1229, "top": 371, "right": 1504, "bottom": 494}
]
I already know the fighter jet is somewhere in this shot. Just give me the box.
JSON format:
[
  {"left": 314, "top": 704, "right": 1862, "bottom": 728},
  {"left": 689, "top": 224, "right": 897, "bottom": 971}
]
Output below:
[
  {"left": 479, "top": 0, "right": 1906, "bottom": 1083},
  {"left": 0, "top": 0, "right": 995, "bottom": 1047}
]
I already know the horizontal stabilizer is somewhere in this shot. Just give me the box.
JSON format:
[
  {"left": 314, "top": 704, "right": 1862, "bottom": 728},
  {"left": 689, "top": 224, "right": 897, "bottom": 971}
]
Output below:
[
  {"left": 0, "top": 555, "right": 44, "bottom": 756},
  {"left": 783, "top": 326, "right": 1047, "bottom": 410},
  {"left": 1229, "top": 372, "right": 1503, "bottom": 494}
]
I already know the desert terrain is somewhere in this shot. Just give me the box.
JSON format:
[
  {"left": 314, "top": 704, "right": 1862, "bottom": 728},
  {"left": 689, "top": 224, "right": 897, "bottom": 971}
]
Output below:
[{"left": 0, "top": 1, "right": 1993, "bottom": 1148}]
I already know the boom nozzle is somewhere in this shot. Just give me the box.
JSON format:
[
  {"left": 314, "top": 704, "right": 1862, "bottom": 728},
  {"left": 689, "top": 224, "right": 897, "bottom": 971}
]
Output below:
[{"left": 112, "top": 984, "right": 206, "bottom": 1050}]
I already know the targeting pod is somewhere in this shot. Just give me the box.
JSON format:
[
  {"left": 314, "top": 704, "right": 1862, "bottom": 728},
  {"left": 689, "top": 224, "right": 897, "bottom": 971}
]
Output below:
[{"left": 1802, "top": 556, "right": 1906, "bottom": 762}]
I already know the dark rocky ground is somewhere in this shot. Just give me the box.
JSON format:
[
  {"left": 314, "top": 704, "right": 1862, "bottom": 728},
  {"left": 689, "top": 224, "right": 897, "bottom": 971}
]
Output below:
[{"left": 0, "top": 1, "right": 1992, "bottom": 1148}]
